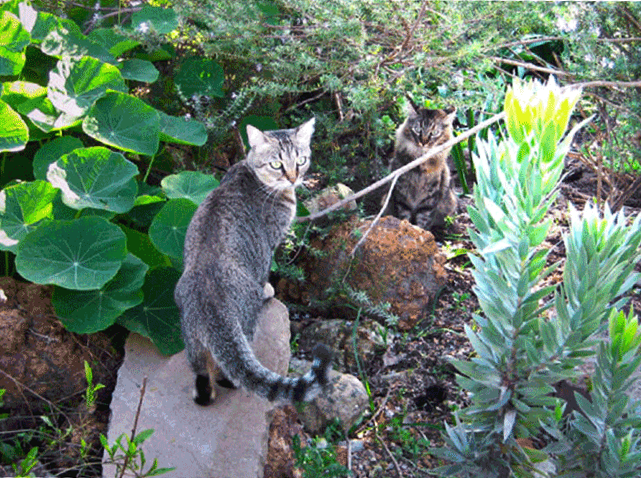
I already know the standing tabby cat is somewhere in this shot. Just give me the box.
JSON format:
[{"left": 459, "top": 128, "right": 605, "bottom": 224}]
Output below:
[
  {"left": 386, "top": 97, "right": 458, "bottom": 230},
  {"left": 174, "top": 118, "right": 332, "bottom": 405}
]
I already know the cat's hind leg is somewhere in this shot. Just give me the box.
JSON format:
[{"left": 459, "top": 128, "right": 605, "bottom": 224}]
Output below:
[{"left": 185, "top": 338, "right": 214, "bottom": 406}]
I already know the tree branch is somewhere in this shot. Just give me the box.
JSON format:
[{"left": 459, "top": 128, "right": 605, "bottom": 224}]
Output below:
[{"left": 298, "top": 111, "right": 507, "bottom": 223}]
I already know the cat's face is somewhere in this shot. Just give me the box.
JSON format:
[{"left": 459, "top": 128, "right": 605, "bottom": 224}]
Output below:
[
  {"left": 246, "top": 118, "right": 315, "bottom": 191},
  {"left": 402, "top": 104, "right": 456, "bottom": 148}
]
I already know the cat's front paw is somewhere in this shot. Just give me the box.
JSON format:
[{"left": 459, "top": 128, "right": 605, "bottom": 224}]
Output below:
[{"left": 263, "top": 282, "right": 275, "bottom": 301}]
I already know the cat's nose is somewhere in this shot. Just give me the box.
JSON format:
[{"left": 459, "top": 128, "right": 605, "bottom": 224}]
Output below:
[{"left": 284, "top": 171, "right": 297, "bottom": 184}]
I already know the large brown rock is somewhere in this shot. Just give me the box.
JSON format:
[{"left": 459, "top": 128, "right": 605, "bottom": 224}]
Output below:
[
  {"left": 103, "top": 295, "right": 292, "bottom": 478},
  {"left": 303, "top": 216, "right": 448, "bottom": 330}
]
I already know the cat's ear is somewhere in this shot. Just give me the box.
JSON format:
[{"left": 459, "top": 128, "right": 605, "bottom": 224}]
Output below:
[
  {"left": 295, "top": 118, "right": 315, "bottom": 144},
  {"left": 405, "top": 95, "right": 420, "bottom": 116},
  {"left": 247, "top": 124, "right": 270, "bottom": 149},
  {"left": 444, "top": 106, "right": 457, "bottom": 123}
]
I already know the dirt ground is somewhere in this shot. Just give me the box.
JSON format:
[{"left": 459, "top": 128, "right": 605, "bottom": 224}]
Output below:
[{"left": 0, "top": 150, "right": 640, "bottom": 477}]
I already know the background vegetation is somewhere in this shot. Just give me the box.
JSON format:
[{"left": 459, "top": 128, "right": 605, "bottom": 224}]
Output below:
[{"left": 1, "top": 0, "right": 640, "bottom": 476}]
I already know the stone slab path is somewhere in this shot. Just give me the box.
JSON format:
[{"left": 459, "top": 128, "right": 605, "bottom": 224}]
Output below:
[{"left": 103, "top": 298, "right": 291, "bottom": 478}]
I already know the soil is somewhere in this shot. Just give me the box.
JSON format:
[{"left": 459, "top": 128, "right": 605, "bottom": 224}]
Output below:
[{"left": 0, "top": 151, "right": 640, "bottom": 477}]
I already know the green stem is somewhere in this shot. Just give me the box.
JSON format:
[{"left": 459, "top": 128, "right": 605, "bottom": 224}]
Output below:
[
  {"left": 143, "top": 155, "right": 156, "bottom": 184},
  {"left": 352, "top": 308, "right": 374, "bottom": 412}
]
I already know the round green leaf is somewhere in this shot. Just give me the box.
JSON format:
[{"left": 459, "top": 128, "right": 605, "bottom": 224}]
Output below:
[
  {"left": 119, "top": 59, "right": 159, "bottom": 83},
  {"left": 16, "top": 216, "right": 127, "bottom": 290},
  {"left": 47, "top": 146, "right": 139, "bottom": 213},
  {"left": 33, "top": 136, "right": 84, "bottom": 180},
  {"left": 118, "top": 267, "right": 184, "bottom": 356},
  {"left": 174, "top": 57, "right": 224, "bottom": 98},
  {"left": 239, "top": 115, "right": 279, "bottom": 148},
  {"left": 1, "top": 81, "right": 47, "bottom": 113},
  {"left": 53, "top": 253, "right": 148, "bottom": 333},
  {"left": 131, "top": 5, "right": 179, "bottom": 35},
  {"left": 161, "top": 171, "right": 218, "bottom": 205},
  {"left": 82, "top": 91, "right": 160, "bottom": 155},
  {"left": 148, "top": 198, "right": 197, "bottom": 260},
  {"left": 30, "top": 12, "right": 76, "bottom": 44},
  {"left": 0, "top": 10, "right": 30, "bottom": 76},
  {"left": 158, "top": 110, "right": 207, "bottom": 146},
  {"left": 25, "top": 96, "right": 82, "bottom": 133},
  {"left": 48, "top": 57, "right": 127, "bottom": 118},
  {"left": 0, "top": 180, "right": 57, "bottom": 252},
  {"left": 41, "top": 23, "right": 115, "bottom": 64},
  {"left": 87, "top": 28, "right": 139, "bottom": 56},
  {"left": 0, "top": 98, "right": 28, "bottom": 152},
  {"left": 119, "top": 225, "right": 171, "bottom": 269}
]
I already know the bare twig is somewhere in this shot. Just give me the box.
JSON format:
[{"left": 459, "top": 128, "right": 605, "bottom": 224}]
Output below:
[
  {"left": 118, "top": 376, "right": 148, "bottom": 478},
  {"left": 575, "top": 79, "right": 641, "bottom": 89},
  {"left": 298, "top": 111, "right": 506, "bottom": 223},
  {"left": 376, "top": 428, "right": 404, "bottom": 478},
  {"left": 488, "top": 56, "right": 571, "bottom": 77},
  {"left": 611, "top": 174, "right": 641, "bottom": 212},
  {"left": 350, "top": 174, "right": 399, "bottom": 257},
  {"left": 400, "top": 0, "right": 428, "bottom": 52}
]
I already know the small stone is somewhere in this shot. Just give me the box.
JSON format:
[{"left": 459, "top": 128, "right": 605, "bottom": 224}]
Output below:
[{"left": 296, "top": 369, "right": 369, "bottom": 435}]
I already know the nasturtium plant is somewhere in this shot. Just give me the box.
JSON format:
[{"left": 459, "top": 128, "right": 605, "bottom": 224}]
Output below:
[
  {"left": 0, "top": 1, "right": 220, "bottom": 355},
  {"left": 117, "top": 267, "right": 185, "bottom": 356},
  {"left": 48, "top": 56, "right": 127, "bottom": 118},
  {"left": 16, "top": 216, "right": 128, "bottom": 290},
  {"left": 148, "top": 198, "right": 198, "bottom": 260},
  {"left": 0, "top": 180, "right": 57, "bottom": 252},
  {"left": 0, "top": 97, "right": 28, "bottom": 151},
  {"left": 0, "top": 10, "right": 30, "bottom": 75},
  {"left": 53, "top": 253, "right": 148, "bottom": 334},
  {"left": 82, "top": 91, "right": 161, "bottom": 156},
  {"left": 47, "top": 147, "right": 139, "bottom": 213},
  {"left": 174, "top": 56, "right": 225, "bottom": 98},
  {"left": 161, "top": 171, "right": 219, "bottom": 205},
  {"left": 32, "top": 135, "right": 83, "bottom": 180}
]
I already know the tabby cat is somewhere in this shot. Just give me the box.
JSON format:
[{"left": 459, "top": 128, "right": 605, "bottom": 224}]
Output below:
[
  {"left": 386, "top": 97, "right": 458, "bottom": 230},
  {"left": 174, "top": 118, "right": 332, "bottom": 405}
]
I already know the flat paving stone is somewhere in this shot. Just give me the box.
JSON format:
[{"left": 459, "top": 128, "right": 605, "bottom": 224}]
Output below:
[{"left": 103, "top": 297, "right": 291, "bottom": 478}]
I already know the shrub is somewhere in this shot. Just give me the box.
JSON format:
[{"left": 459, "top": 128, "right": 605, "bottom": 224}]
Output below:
[
  {"left": 430, "top": 78, "right": 641, "bottom": 476},
  {"left": 0, "top": 0, "right": 219, "bottom": 354}
]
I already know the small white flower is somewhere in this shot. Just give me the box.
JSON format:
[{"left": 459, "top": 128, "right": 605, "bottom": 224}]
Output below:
[{"left": 137, "top": 21, "right": 149, "bottom": 34}]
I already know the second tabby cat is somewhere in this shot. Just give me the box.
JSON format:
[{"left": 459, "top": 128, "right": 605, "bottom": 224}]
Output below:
[
  {"left": 386, "top": 97, "right": 458, "bottom": 231},
  {"left": 174, "top": 118, "right": 332, "bottom": 405}
]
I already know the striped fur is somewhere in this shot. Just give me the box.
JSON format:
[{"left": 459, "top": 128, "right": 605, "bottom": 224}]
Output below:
[
  {"left": 175, "top": 119, "right": 332, "bottom": 404},
  {"left": 386, "top": 100, "right": 458, "bottom": 230}
]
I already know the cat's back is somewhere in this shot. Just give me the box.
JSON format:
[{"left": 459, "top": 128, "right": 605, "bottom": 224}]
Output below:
[{"left": 182, "top": 161, "right": 259, "bottom": 271}]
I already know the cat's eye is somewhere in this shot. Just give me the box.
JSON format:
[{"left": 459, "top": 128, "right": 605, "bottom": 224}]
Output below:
[
  {"left": 296, "top": 156, "right": 308, "bottom": 166},
  {"left": 269, "top": 161, "right": 283, "bottom": 170}
]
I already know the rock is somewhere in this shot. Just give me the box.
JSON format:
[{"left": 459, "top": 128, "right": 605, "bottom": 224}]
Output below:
[
  {"left": 104, "top": 296, "right": 292, "bottom": 478},
  {"left": 297, "top": 318, "right": 386, "bottom": 373},
  {"left": 303, "top": 183, "right": 357, "bottom": 223},
  {"left": 303, "top": 216, "right": 448, "bottom": 330},
  {"left": 290, "top": 360, "right": 369, "bottom": 435}
]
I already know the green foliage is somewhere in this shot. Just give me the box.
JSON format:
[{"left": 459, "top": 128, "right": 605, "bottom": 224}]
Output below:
[
  {"left": 0, "top": 1, "right": 215, "bottom": 355},
  {"left": 83, "top": 360, "right": 106, "bottom": 410},
  {"left": 292, "top": 431, "right": 352, "bottom": 478},
  {"left": 102, "top": 429, "right": 175, "bottom": 477},
  {"left": 430, "top": 78, "right": 641, "bottom": 477}
]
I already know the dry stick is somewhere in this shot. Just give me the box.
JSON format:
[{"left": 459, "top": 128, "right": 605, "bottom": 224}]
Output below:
[
  {"left": 488, "top": 56, "right": 572, "bottom": 77},
  {"left": 377, "top": 428, "right": 404, "bottom": 478},
  {"left": 118, "top": 376, "right": 148, "bottom": 478},
  {"left": 298, "top": 111, "right": 507, "bottom": 224},
  {"left": 350, "top": 173, "right": 399, "bottom": 257}
]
